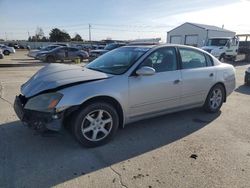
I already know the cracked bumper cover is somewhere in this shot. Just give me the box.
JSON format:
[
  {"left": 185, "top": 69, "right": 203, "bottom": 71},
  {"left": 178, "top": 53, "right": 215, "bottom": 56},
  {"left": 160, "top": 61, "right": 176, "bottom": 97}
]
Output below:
[{"left": 14, "top": 95, "right": 63, "bottom": 131}]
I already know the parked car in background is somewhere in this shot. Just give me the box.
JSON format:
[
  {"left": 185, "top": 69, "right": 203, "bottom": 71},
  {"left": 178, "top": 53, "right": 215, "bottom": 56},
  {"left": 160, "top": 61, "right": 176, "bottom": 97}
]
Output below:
[
  {"left": 201, "top": 37, "right": 239, "bottom": 61},
  {"left": 52, "top": 43, "right": 69, "bottom": 47},
  {"left": 28, "top": 45, "right": 60, "bottom": 58},
  {"left": 75, "top": 44, "right": 91, "bottom": 53},
  {"left": 0, "top": 44, "right": 15, "bottom": 55},
  {"left": 237, "top": 34, "right": 250, "bottom": 61},
  {"left": 89, "top": 43, "right": 125, "bottom": 60},
  {"left": 128, "top": 42, "right": 160, "bottom": 46},
  {"left": 14, "top": 44, "right": 235, "bottom": 147},
  {"left": 36, "top": 46, "right": 89, "bottom": 62},
  {"left": 0, "top": 49, "right": 4, "bottom": 59},
  {"left": 245, "top": 67, "right": 250, "bottom": 85},
  {"left": 8, "top": 43, "right": 20, "bottom": 49},
  {"left": 92, "top": 44, "right": 105, "bottom": 50}
]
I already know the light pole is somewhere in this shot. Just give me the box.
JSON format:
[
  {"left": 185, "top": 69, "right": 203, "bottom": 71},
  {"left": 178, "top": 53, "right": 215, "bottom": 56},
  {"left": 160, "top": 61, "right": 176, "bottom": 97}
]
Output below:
[{"left": 89, "top": 24, "right": 92, "bottom": 42}]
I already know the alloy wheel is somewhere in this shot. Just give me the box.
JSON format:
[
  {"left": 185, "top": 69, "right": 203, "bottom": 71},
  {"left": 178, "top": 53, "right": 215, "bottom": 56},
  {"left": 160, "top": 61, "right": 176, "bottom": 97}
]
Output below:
[
  {"left": 81, "top": 109, "right": 113, "bottom": 141},
  {"left": 209, "top": 88, "right": 223, "bottom": 110}
]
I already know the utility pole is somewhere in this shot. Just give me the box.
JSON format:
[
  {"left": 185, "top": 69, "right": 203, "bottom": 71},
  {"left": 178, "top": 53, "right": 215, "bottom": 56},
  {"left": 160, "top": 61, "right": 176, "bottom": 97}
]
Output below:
[
  {"left": 5, "top": 32, "right": 7, "bottom": 41},
  {"left": 89, "top": 24, "right": 92, "bottom": 42}
]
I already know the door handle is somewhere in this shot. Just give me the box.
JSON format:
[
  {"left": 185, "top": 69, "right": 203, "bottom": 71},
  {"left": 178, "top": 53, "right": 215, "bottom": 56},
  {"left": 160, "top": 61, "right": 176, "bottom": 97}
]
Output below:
[
  {"left": 209, "top": 73, "right": 214, "bottom": 77},
  {"left": 173, "top": 79, "right": 181, "bottom": 84}
]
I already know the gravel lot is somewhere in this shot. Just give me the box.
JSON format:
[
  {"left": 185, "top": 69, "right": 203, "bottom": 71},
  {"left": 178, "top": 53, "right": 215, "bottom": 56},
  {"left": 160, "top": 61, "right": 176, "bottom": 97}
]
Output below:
[{"left": 0, "top": 51, "right": 250, "bottom": 188}]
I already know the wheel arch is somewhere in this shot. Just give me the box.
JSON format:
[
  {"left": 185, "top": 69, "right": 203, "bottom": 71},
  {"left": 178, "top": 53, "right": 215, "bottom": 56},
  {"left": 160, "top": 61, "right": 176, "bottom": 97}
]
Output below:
[
  {"left": 3, "top": 50, "right": 10, "bottom": 54},
  {"left": 64, "top": 95, "right": 125, "bottom": 129}
]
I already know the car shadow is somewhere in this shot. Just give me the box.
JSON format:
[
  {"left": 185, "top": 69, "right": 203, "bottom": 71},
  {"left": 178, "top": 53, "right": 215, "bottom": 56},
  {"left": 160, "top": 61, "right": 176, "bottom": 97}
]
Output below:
[
  {"left": 235, "top": 85, "right": 250, "bottom": 95},
  {"left": 0, "top": 108, "right": 220, "bottom": 188}
]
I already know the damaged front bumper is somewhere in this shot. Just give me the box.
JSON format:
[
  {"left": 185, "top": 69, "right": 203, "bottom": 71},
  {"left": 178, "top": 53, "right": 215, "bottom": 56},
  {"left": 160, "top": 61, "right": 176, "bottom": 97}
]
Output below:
[{"left": 14, "top": 95, "right": 63, "bottom": 131}]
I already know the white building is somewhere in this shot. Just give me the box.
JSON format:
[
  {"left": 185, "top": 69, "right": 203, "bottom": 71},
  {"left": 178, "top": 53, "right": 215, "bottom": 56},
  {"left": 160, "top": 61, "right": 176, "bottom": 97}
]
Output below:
[{"left": 167, "top": 22, "right": 236, "bottom": 47}]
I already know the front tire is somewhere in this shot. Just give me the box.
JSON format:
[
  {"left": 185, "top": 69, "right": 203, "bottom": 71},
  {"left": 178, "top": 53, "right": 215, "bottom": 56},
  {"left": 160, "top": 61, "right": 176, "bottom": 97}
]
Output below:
[
  {"left": 72, "top": 102, "right": 119, "bottom": 147},
  {"left": 204, "top": 84, "right": 225, "bottom": 113}
]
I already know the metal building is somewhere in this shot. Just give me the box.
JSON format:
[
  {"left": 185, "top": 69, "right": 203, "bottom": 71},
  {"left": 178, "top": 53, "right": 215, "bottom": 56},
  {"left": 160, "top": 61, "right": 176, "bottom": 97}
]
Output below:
[{"left": 167, "top": 22, "right": 236, "bottom": 47}]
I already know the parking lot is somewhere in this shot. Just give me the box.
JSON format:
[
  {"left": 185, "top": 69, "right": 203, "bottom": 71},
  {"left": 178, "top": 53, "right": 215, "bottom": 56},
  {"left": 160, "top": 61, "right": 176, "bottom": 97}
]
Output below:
[{"left": 0, "top": 51, "right": 250, "bottom": 188}]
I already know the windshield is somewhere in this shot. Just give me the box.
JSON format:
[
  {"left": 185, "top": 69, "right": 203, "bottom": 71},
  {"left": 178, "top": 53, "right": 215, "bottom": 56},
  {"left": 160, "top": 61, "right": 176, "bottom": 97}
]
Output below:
[
  {"left": 206, "top": 39, "right": 229, "bottom": 46},
  {"left": 86, "top": 47, "right": 150, "bottom": 75}
]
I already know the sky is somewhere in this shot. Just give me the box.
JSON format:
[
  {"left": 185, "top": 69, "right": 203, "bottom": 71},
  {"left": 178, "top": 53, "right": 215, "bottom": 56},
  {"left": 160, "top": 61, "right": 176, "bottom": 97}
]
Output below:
[{"left": 0, "top": 0, "right": 250, "bottom": 42}]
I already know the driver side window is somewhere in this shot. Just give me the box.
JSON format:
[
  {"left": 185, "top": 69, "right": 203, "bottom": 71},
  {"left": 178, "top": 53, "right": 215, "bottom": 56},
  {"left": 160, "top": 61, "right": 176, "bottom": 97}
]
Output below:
[{"left": 140, "top": 48, "right": 177, "bottom": 73}]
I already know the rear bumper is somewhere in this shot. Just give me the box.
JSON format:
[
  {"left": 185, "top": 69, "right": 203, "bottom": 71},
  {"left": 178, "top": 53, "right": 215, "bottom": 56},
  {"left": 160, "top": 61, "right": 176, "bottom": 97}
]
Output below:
[{"left": 14, "top": 95, "right": 63, "bottom": 131}]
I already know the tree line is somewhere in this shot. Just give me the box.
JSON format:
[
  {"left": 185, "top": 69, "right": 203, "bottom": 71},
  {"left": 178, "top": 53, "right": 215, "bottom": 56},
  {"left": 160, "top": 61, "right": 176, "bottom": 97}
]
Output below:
[{"left": 28, "top": 27, "right": 83, "bottom": 42}]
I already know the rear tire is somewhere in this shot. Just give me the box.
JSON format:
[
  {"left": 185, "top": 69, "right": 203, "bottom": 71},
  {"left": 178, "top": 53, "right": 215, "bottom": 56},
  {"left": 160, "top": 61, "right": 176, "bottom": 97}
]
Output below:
[
  {"left": 72, "top": 102, "right": 119, "bottom": 147},
  {"left": 3, "top": 50, "right": 10, "bottom": 55},
  {"left": 204, "top": 84, "right": 225, "bottom": 113}
]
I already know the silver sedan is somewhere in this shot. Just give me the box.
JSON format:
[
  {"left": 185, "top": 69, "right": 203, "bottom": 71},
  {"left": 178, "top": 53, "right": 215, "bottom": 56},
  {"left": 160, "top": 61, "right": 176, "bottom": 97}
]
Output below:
[{"left": 14, "top": 44, "right": 236, "bottom": 147}]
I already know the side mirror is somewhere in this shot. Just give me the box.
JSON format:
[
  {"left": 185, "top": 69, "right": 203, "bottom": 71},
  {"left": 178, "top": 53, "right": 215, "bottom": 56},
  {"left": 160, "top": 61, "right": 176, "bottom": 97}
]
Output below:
[
  {"left": 226, "top": 42, "right": 231, "bottom": 48},
  {"left": 136, "top": 66, "right": 155, "bottom": 76}
]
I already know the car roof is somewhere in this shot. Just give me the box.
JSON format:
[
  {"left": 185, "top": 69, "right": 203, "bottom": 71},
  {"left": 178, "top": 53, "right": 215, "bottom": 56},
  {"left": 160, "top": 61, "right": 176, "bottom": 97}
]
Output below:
[
  {"left": 122, "top": 44, "right": 212, "bottom": 56},
  {"left": 124, "top": 44, "right": 200, "bottom": 49}
]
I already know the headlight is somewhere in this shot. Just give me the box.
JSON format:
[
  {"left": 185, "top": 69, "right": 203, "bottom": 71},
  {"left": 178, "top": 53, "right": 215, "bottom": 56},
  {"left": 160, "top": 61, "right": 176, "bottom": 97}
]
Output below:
[{"left": 24, "top": 92, "right": 63, "bottom": 112}]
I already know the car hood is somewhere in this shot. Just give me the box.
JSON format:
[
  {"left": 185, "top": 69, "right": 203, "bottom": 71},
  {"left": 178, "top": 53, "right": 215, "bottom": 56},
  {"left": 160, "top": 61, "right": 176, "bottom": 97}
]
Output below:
[{"left": 21, "top": 64, "right": 112, "bottom": 97}]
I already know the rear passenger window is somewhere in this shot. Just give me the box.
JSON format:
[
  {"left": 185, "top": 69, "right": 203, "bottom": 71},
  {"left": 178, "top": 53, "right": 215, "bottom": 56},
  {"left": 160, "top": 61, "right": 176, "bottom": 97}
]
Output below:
[
  {"left": 179, "top": 48, "right": 206, "bottom": 69},
  {"left": 205, "top": 54, "right": 214, "bottom": 66}
]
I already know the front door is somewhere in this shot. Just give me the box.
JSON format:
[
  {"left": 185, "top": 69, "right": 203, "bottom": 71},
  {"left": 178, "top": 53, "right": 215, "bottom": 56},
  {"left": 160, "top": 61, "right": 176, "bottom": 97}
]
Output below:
[{"left": 128, "top": 47, "right": 182, "bottom": 118}]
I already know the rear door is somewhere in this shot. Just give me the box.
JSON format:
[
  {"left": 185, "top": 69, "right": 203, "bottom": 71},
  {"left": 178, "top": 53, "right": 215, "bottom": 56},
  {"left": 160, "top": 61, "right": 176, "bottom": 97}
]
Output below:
[{"left": 178, "top": 47, "right": 216, "bottom": 106}]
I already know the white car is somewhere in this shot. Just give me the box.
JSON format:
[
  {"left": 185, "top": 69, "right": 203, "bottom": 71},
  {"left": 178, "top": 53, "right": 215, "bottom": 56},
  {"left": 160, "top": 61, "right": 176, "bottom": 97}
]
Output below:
[{"left": 0, "top": 44, "right": 15, "bottom": 55}]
